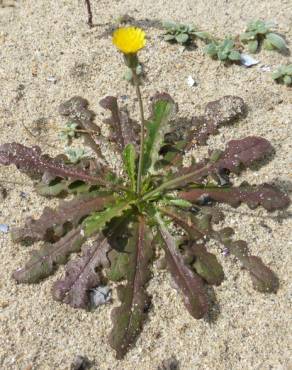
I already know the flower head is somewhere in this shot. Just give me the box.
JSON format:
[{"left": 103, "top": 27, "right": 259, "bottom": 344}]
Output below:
[{"left": 113, "top": 27, "right": 146, "bottom": 54}]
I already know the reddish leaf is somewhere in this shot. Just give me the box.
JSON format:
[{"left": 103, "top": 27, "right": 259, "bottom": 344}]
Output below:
[
  {"left": 0, "top": 143, "right": 107, "bottom": 184},
  {"left": 52, "top": 233, "right": 110, "bottom": 309},
  {"left": 109, "top": 216, "right": 153, "bottom": 359},
  {"left": 99, "top": 96, "right": 140, "bottom": 152},
  {"left": 59, "top": 96, "right": 104, "bottom": 159},
  {"left": 13, "top": 227, "right": 85, "bottom": 283},
  {"left": 156, "top": 214, "right": 208, "bottom": 319},
  {"left": 179, "top": 182, "right": 289, "bottom": 211},
  {"left": 12, "top": 193, "right": 114, "bottom": 244}
]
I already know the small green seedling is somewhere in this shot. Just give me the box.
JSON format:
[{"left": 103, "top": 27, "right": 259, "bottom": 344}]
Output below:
[
  {"left": 162, "top": 21, "right": 211, "bottom": 45},
  {"left": 240, "top": 20, "right": 287, "bottom": 53},
  {"left": 65, "top": 147, "right": 89, "bottom": 164},
  {"left": 59, "top": 121, "right": 79, "bottom": 142},
  {"left": 204, "top": 39, "right": 241, "bottom": 62},
  {"left": 272, "top": 64, "right": 292, "bottom": 86}
]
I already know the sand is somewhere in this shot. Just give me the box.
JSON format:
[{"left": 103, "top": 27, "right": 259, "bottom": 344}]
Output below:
[{"left": 0, "top": 0, "right": 291, "bottom": 369}]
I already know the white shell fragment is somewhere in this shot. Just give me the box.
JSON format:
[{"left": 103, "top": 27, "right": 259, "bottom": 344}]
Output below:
[
  {"left": 90, "top": 285, "right": 111, "bottom": 308},
  {"left": 240, "top": 54, "right": 259, "bottom": 67},
  {"left": 187, "top": 75, "right": 196, "bottom": 87}
]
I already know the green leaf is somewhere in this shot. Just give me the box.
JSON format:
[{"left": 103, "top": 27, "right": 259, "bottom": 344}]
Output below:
[
  {"left": 263, "top": 39, "right": 274, "bottom": 50},
  {"left": 143, "top": 93, "right": 176, "bottom": 174},
  {"left": 248, "top": 39, "right": 259, "bottom": 53},
  {"left": 165, "top": 198, "right": 193, "bottom": 208},
  {"left": 164, "top": 34, "right": 176, "bottom": 41},
  {"left": 123, "top": 144, "right": 137, "bottom": 191},
  {"left": 109, "top": 216, "right": 153, "bottom": 359},
  {"left": 283, "top": 75, "right": 292, "bottom": 85},
  {"left": 83, "top": 200, "right": 132, "bottom": 236},
  {"left": 204, "top": 42, "right": 217, "bottom": 56},
  {"left": 175, "top": 33, "right": 189, "bottom": 44},
  {"left": 194, "top": 31, "right": 212, "bottom": 41},
  {"left": 192, "top": 244, "right": 224, "bottom": 286},
  {"left": 266, "top": 33, "right": 287, "bottom": 51},
  {"left": 229, "top": 50, "right": 241, "bottom": 61}
]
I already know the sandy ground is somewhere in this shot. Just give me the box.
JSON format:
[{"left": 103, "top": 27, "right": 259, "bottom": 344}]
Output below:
[{"left": 0, "top": 0, "right": 292, "bottom": 369}]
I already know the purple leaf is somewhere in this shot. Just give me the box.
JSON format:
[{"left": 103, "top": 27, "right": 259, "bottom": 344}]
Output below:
[
  {"left": 59, "top": 96, "right": 104, "bottom": 159},
  {"left": 156, "top": 214, "right": 208, "bottom": 319},
  {"left": 52, "top": 233, "right": 110, "bottom": 309},
  {"left": 12, "top": 193, "right": 114, "bottom": 244},
  {"left": 109, "top": 216, "right": 153, "bottom": 359},
  {"left": 99, "top": 96, "right": 140, "bottom": 152},
  {"left": 13, "top": 227, "right": 85, "bottom": 283},
  {"left": 0, "top": 143, "right": 107, "bottom": 185},
  {"left": 179, "top": 182, "right": 289, "bottom": 211}
]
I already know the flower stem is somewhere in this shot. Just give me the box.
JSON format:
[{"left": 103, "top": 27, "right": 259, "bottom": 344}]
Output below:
[{"left": 132, "top": 69, "right": 145, "bottom": 196}]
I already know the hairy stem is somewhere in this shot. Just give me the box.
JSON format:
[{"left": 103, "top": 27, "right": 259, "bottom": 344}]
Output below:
[{"left": 132, "top": 70, "right": 146, "bottom": 196}]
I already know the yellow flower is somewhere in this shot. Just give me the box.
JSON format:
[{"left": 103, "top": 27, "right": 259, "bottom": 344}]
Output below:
[{"left": 113, "top": 27, "right": 146, "bottom": 54}]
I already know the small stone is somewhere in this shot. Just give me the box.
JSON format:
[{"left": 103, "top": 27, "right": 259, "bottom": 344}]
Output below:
[
  {"left": 90, "top": 285, "right": 111, "bottom": 308},
  {"left": 70, "top": 355, "right": 92, "bottom": 370},
  {"left": 0, "top": 224, "right": 9, "bottom": 233},
  {"left": 158, "top": 356, "right": 179, "bottom": 370}
]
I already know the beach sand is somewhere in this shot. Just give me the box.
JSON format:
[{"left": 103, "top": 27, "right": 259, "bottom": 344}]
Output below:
[{"left": 0, "top": 1, "right": 291, "bottom": 369}]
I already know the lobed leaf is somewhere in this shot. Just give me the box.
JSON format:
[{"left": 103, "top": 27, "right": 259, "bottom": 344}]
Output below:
[
  {"left": 109, "top": 216, "right": 153, "bottom": 359},
  {"left": 99, "top": 96, "right": 140, "bottom": 152},
  {"left": 179, "top": 182, "right": 289, "bottom": 211},
  {"left": 143, "top": 93, "right": 176, "bottom": 174},
  {"left": 83, "top": 200, "right": 132, "bottom": 237},
  {"left": 13, "top": 227, "right": 85, "bottom": 283},
  {"left": 12, "top": 192, "right": 115, "bottom": 244},
  {"left": 156, "top": 213, "right": 208, "bottom": 319},
  {"left": 59, "top": 96, "right": 104, "bottom": 160},
  {"left": 52, "top": 232, "right": 110, "bottom": 309},
  {"left": 0, "top": 143, "right": 107, "bottom": 185}
]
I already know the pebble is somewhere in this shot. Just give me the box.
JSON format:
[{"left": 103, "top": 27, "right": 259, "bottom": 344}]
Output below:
[{"left": 0, "top": 224, "right": 9, "bottom": 233}]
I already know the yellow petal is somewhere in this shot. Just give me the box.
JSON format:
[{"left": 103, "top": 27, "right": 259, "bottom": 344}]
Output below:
[{"left": 113, "top": 27, "right": 146, "bottom": 54}]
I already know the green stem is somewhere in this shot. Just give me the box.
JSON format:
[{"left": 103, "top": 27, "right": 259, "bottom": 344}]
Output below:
[
  {"left": 132, "top": 69, "right": 146, "bottom": 196},
  {"left": 142, "top": 164, "right": 212, "bottom": 201}
]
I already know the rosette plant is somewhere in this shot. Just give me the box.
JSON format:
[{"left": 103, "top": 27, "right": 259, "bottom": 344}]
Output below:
[{"left": 0, "top": 27, "right": 289, "bottom": 359}]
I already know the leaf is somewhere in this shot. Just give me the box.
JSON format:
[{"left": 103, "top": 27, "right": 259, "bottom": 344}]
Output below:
[
  {"left": 229, "top": 50, "right": 241, "bottom": 61},
  {"left": 156, "top": 213, "right": 208, "bottom": 319},
  {"left": 123, "top": 144, "right": 137, "bottom": 191},
  {"left": 143, "top": 93, "right": 176, "bottom": 174},
  {"left": 59, "top": 96, "right": 104, "bottom": 159},
  {"left": 179, "top": 182, "right": 290, "bottom": 211},
  {"left": 12, "top": 192, "right": 115, "bottom": 244},
  {"left": 191, "top": 243, "right": 224, "bottom": 286},
  {"left": 52, "top": 232, "right": 110, "bottom": 309},
  {"left": 109, "top": 216, "right": 153, "bottom": 359},
  {"left": 99, "top": 96, "right": 140, "bottom": 152},
  {"left": 248, "top": 40, "right": 258, "bottom": 53},
  {"left": 13, "top": 227, "right": 85, "bottom": 283},
  {"left": 175, "top": 33, "right": 189, "bottom": 44},
  {"left": 167, "top": 136, "right": 273, "bottom": 189},
  {"left": 83, "top": 200, "right": 132, "bottom": 236},
  {"left": 266, "top": 33, "right": 287, "bottom": 51},
  {"left": 0, "top": 143, "right": 107, "bottom": 185},
  {"left": 163, "top": 96, "right": 246, "bottom": 168},
  {"left": 228, "top": 240, "right": 278, "bottom": 293},
  {"left": 214, "top": 136, "right": 273, "bottom": 173}
]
